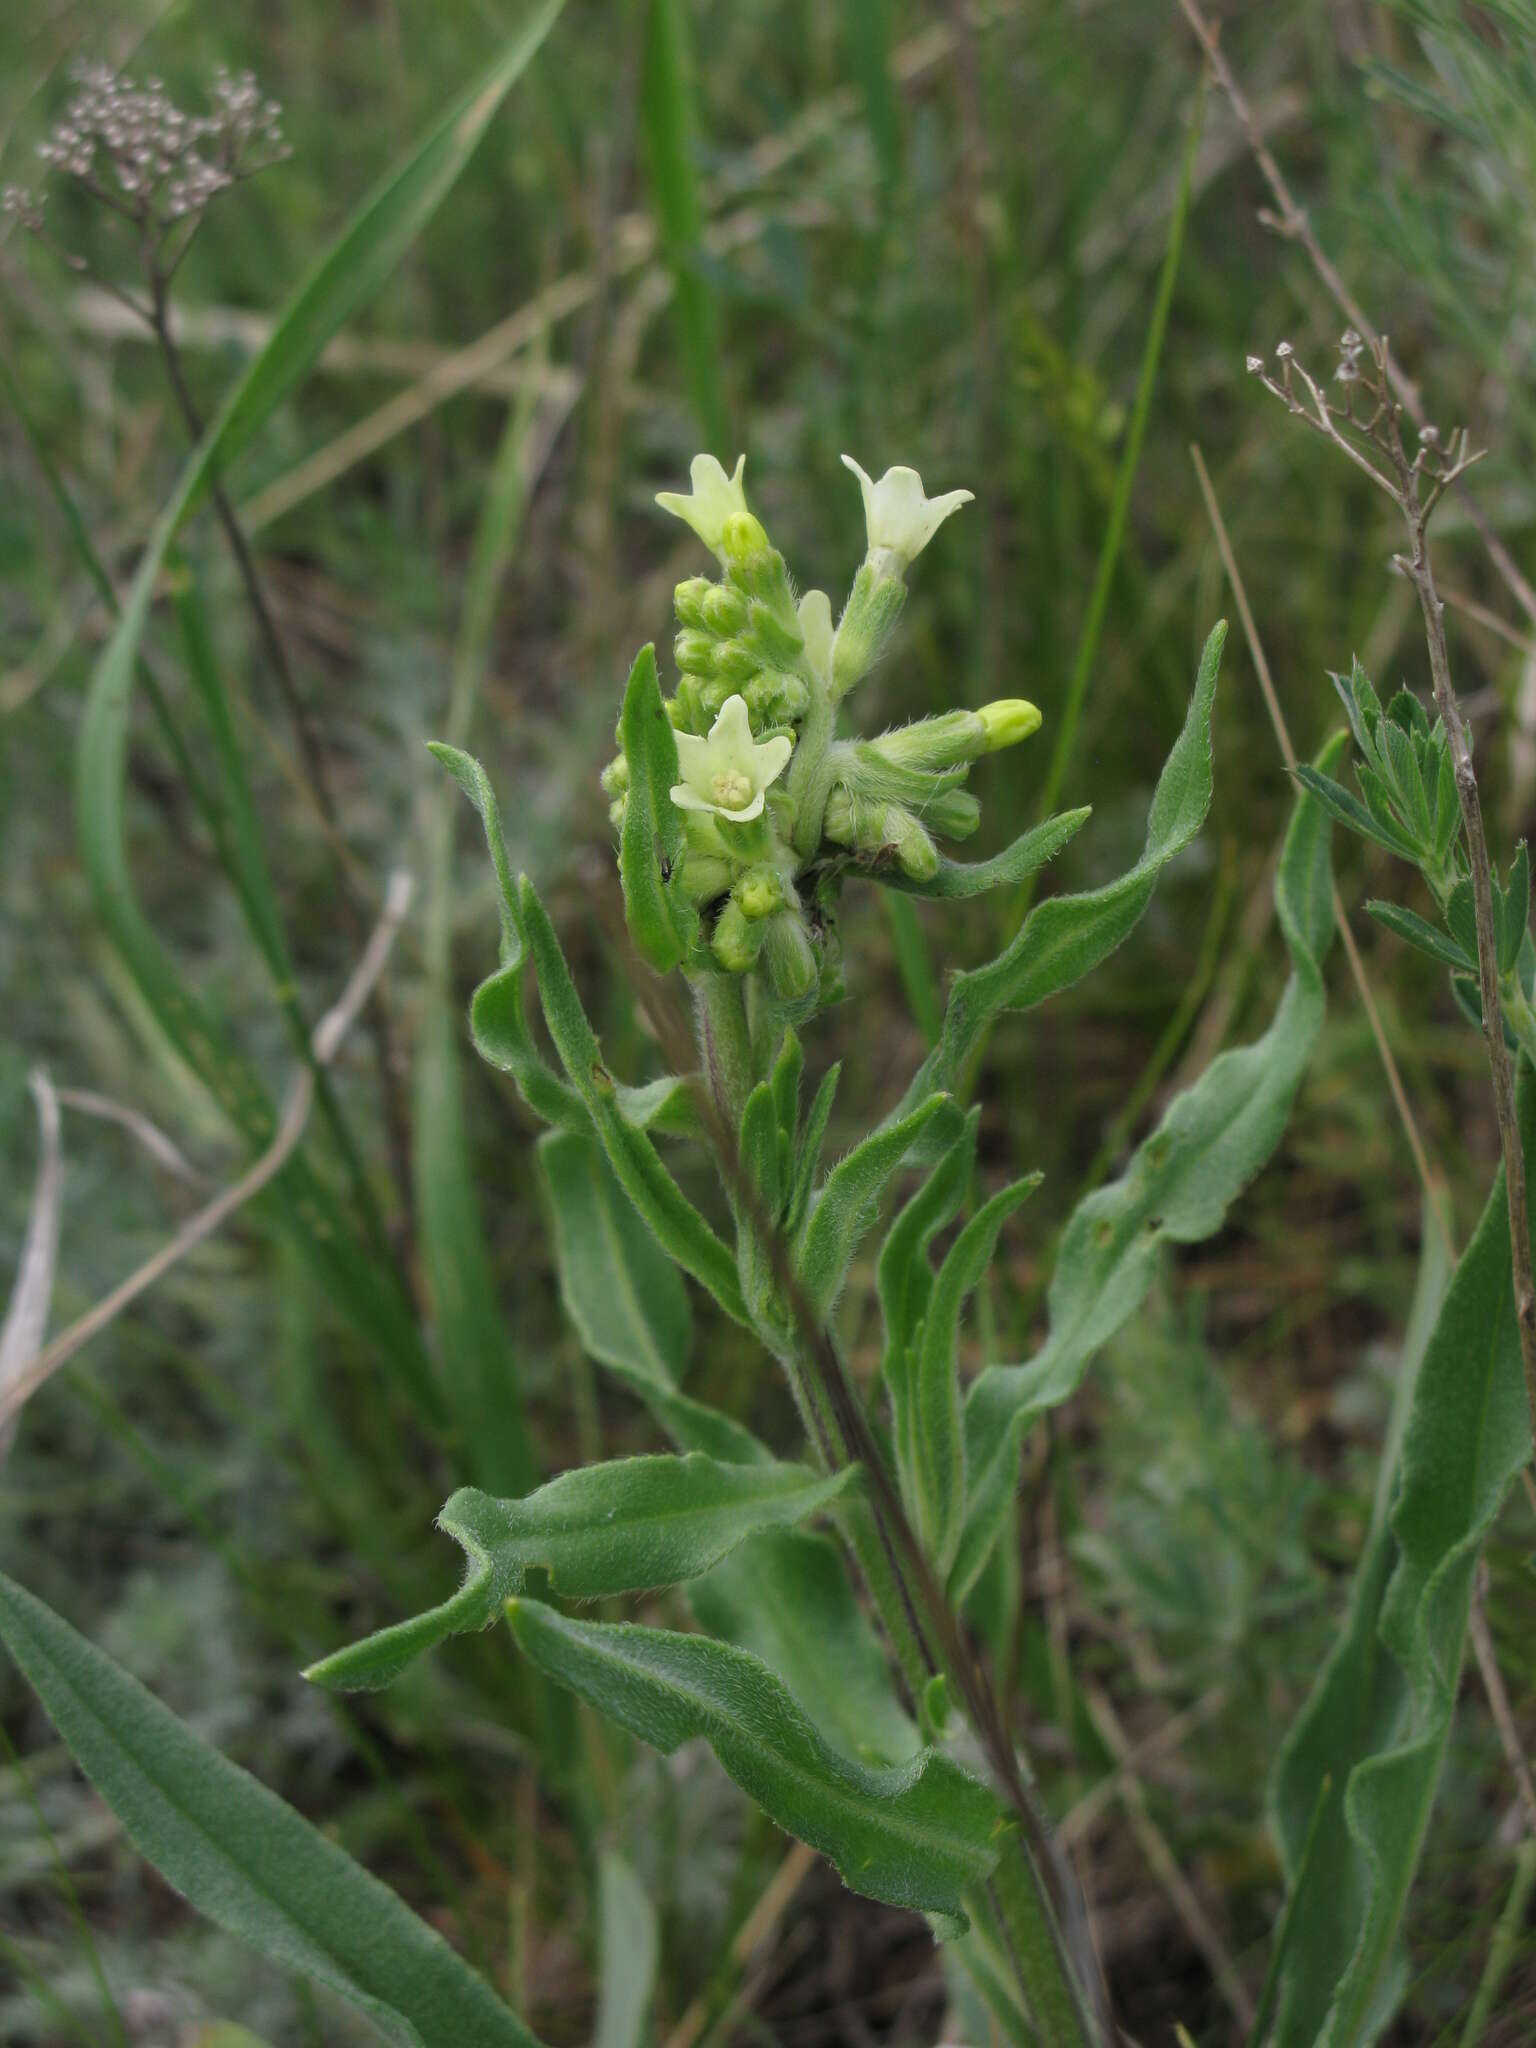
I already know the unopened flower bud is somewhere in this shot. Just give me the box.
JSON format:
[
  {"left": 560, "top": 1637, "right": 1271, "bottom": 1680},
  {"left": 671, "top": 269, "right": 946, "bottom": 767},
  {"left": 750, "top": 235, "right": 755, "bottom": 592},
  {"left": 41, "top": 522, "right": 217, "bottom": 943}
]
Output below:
[
  {"left": 711, "top": 639, "right": 759, "bottom": 684},
  {"left": 882, "top": 803, "right": 939, "bottom": 881},
  {"left": 701, "top": 583, "right": 749, "bottom": 637},
  {"left": 600, "top": 753, "right": 630, "bottom": 796},
  {"left": 721, "top": 510, "right": 770, "bottom": 561},
  {"left": 674, "top": 576, "right": 712, "bottom": 630},
  {"left": 761, "top": 910, "right": 817, "bottom": 1001},
  {"left": 675, "top": 629, "right": 715, "bottom": 676},
  {"left": 746, "top": 598, "right": 804, "bottom": 667},
  {"left": 712, "top": 898, "right": 764, "bottom": 973},
  {"left": 922, "top": 789, "right": 980, "bottom": 840},
  {"left": 677, "top": 853, "right": 732, "bottom": 904},
  {"left": 977, "top": 698, "right": 1041, "bottom": 751},
  {"left": 734, "top": 866, "right": 785, "bottom": 920}
]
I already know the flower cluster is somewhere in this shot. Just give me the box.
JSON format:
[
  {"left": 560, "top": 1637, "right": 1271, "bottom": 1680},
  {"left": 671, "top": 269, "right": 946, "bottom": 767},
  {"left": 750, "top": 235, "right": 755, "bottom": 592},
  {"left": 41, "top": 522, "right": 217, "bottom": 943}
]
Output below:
[
  {"left": 604, "top": 454, "right": 1039, "bottom": 1009},
  {"left": 8, "top": 62, "right": 286, "bottom": 239}
]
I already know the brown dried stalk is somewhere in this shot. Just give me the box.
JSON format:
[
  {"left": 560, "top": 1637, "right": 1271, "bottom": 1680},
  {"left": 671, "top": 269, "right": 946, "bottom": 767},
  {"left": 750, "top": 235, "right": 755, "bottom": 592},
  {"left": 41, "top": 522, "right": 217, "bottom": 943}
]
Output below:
[{"left": 1253, "top": 333, "right": 1536, "bottom": 1433}]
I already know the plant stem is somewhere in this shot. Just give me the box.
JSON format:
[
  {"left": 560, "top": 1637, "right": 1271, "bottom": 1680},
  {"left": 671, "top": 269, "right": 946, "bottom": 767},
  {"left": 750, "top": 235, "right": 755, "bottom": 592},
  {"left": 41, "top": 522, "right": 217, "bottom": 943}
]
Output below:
[{"left": 1386, "top": 409, "right": 1536, "bottom": 1426}]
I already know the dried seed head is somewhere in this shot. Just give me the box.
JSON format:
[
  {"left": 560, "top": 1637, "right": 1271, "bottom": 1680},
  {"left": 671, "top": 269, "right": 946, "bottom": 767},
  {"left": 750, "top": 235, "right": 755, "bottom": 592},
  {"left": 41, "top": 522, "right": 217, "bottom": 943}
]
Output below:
[{"left": 1245, "top": 354, "right": 1264, "bottom": 375}]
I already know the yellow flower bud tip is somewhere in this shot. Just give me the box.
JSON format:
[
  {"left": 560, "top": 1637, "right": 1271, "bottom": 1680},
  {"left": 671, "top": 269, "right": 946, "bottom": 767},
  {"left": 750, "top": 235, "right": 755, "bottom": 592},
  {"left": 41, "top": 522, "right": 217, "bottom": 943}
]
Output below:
[{"left": 977, "top": 698, "right": 1042, "bottom": 752}]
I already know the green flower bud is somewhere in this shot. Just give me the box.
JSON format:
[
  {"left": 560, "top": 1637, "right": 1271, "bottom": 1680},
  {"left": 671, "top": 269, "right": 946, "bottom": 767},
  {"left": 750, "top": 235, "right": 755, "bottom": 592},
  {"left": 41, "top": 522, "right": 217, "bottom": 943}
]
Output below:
[
  {"left": 977, "top": 698, "right": 1041, "bottom": 751},
  {"left": 734, "top": 865, "right": 785, "bottom": 920},
  {"left": 701, "top": 583, "right": 750, "bottom": 636},
  {"left": 761, "top": 910, "right": 817, "bottom": 1001},
  {"left": 675, "top": 629, "right": 715, "bottom": 676},
  {"left": 711, "top": 639, "right": 759, "bottom": 684},
  {"left": 676, "top": 852, "right": 733, "bottom": 904},
  {"left": 721, "top": 510, "right": 770, "bottom": 561},
  {"left": 832, "top": 563, "right": 906, "bottom": 699},
  {"left": 744, "top": 671, "right": 810, "bottom": 728},
  {"left": 924, "top": 788, "right": 981, "bottom": 840},
  {"left": 673, "top": 576, "right": 712, "bottom": 630},
  {"left": 712, "top": 897, "right": 765, "bottom": 974},
  {"left": 821, "top": 784, "right": 857, "bottom": 846},
  {"left": 608, "top": 794, "right": 628, "bottom": 831},
  {"left": 746, "top": 597, "right": 805, "bottom": 668},
  {"left": 728, "top": 545, "right": 791, "bottom": 606},
  {"left": 600, "top": 753, "right": 630, "bottom": 796},
  {"left": 696, "top": 676, "right": 734, "bottom": 723},
  {"left": 867, "top": 709, "right": 988, "bottom": 772},
  {"left": 883, "top": 803, "right": 939, "bottom": 880},
  {"left": 663, "top": 695, "right": 685, "bottom": 728}
]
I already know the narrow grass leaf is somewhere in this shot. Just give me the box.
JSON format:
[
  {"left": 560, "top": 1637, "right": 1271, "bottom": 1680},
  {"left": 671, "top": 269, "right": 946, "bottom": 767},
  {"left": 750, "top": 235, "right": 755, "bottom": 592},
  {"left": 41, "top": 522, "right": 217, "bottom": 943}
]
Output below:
[
  {"left": 0, "top": 1573, "right": 542, "bottom": 2048},
  {"left": 594, "top": 1853, "right": 658, "bottom": 2048},
  {"left": 640, "top": 0, "right": 728, "bottom": 446},
  {"left": 506, "top": 1600, "right": 1003, "bottom": 1928}
]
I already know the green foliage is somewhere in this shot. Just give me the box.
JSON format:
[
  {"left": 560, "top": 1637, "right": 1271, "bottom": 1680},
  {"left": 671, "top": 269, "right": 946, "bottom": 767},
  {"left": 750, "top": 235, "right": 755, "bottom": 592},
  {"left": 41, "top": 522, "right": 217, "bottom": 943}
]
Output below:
[
  {"left": 618, "top": 644, "right": 694, "bottom": 972},
  {"left": 308, "top": 1455, "right": 852, "bottom": 1691},
  {"left": 951, "top": 729, "right": 1339, "bottom": 1600},
  {"left": 538, "top": 1129, "right": 767, "bottom": 1463},
  {"left": 0, "top": 1573, "right": 542, "bottom": 2048},
  {"left": 593, "top": 1853, "right": 658, "bottom": 2048},
  {"left": 906, "top": 620, "right": 1225, "bottom": 1108},
  {"left": 1271, "top": 1077, "right": 1535, "bottom": 2045},
  {"left": 504, "top": 1599, "right": 1004, "bottom": 1930}
]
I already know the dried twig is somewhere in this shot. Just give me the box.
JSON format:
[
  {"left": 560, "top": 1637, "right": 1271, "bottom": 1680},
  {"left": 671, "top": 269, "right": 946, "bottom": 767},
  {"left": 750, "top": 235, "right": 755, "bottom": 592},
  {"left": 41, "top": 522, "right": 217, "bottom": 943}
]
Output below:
[
  {"left": 1175, "top": 0, "right": 1536, "bottom": 633},
  {"left": 0, "top": 873, "right": 414, "bottom": 1435},
  {"left": 1189, "top": 440, "right": 1453, "bottom": 1257},
  {"left": 1249, "top": 335, "right": 1536, "bottom": 1432}
]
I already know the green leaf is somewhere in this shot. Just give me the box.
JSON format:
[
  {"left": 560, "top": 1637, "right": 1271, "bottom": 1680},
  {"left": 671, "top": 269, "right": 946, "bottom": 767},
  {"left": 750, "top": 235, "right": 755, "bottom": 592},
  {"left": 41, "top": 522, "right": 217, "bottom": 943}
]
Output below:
[
  {"left": 908, "top": 623, "right": 1225, "bottom": 1105},
  {"left": 619, "top": 645, "right": 693, "bottom": 972},
  {"left": 640, "top": 0, "right": 727, "bottom": 447},
  {"left": 1267, "top": 1209, "right": 1452, "bottom": 2048},
  {"left": 878, "top": 1111, "right": 980, "bottom": 1461},
  {"left": 430, "top": 744, "right": 589, "bottom": 1133},
  {"left": 795, "top": 1094, "right": 955, "bottom": 1316},
  {"left": 593, "top": 1854, "right": 658, "bottom": 2048},
  {"left": 785, "top": 1062, "right": 841, "bottom": 1235},
  {"left": 520, "top": 879, "right": 750, "bottom": 1328},
  {"left": 1378, "top": 716, "right": 1430, "bottom": 845},
  {"left": 307, "top": 1455, "right": 850, "bottom": 1691},
  {"left": 416, "top": 997, "right": 538, "bottom": 1496},
  {"left": 1446, "top": 877, "right": 1479, "bottom": 962},
  {"left": 1292, "top": 764, "right": 1418, "bottom": 863},
  {"left": 505, "top": 1600, "right": 1003, "bottom": 1929},
  {"left": 1501, "top": 843, "right": 1530, "bottom": 978},
  {"left": 740, "top": 1080, "right": 783, "bottom": 1221},
  {"left": 875, "top": 809, "right": 1091, "bottom": 900},
  {"left": 951, "top": 733, "right": 1340, "bottom": 1601},
  {"left": 538, "top": 1130, "right": 767, "bottom": 1464},
  {"left": 1365, "top": 900, "right": 1474, "bottom": 973},
  {"left": 0, "top": 1573, "right": 542, "bottom": 2048},
  {"left": 1273, "top": 1056, "right": 1534, "bottom": 2046},
  {"left": 72, "top": 12, "right": 565, "bottom": 1416},
  {"left": 911, "top": 1177, "right": 1040, "bottom": 1575},
  {"left": 690, "top": 1527, "right": 918, "bottom": 1766}
]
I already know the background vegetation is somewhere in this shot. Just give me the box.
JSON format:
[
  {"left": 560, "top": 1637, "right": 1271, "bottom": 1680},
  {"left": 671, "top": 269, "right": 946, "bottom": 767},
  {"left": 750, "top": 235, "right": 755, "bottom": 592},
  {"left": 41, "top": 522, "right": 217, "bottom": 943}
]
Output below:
[{"left": 3, "top": 0, "right": 1535, "bottom": 2040}]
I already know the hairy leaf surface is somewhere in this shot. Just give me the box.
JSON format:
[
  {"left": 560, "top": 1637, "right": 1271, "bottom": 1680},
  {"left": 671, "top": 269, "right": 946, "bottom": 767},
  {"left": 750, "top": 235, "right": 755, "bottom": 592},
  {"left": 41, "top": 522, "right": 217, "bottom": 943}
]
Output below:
[{"left": 0, "top": 1574, "right": 541, "bottom": 2048}]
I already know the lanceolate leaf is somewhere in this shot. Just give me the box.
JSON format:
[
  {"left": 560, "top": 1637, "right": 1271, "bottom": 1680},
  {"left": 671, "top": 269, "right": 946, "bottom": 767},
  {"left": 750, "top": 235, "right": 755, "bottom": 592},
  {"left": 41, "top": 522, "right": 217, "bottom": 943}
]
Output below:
[
  {"left": 72, "top": 12, "right": 565, "bottom": 1422},
  {"left": 519, "top": 879, "right": 751, "bottom": 1328},
  {"left": 951, "top": 733, "right": 1339, "bottom": 1600},
  {"left": 875, "top": 808, "right": 1091, "bottom": 900},
  {"left": 0, "top": 1573, "right": 542, "bottom": 2048},
  {"left": 538, "top": 1130, "right": 768, "bottom": 1465},
  {"left": 911, "top": 1176, "right": 1040, "bottom": 1575},
  {"left": 906, "top": 621, "right": 1225, "bottom": 1108},
  {"left": 1274, "top": 1074, "right": 1535, "bottom": 2047},
  {"left": 505, "top": 1600, "right": 1003, "bottom": 1928},
  {"left": 1266, "top": 1212, "right": 1452, "bottom": 2048},
  {"left": 618, "top": 644, "right": 692, "bottom": 972},
  {"left": 690, "top": 1527, "right": 918, "bottom": 1766},
  {"left": 1365, "top": 899, "right": 1473, "bottom": 973},
  {"left": 308, "top": 1455, "right": 850, "bottom": 1691},
  {"left": 795, "top": 1094, "right": 955, "bottom": 1316}
]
